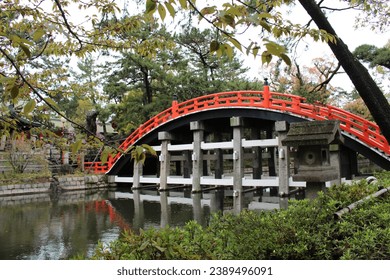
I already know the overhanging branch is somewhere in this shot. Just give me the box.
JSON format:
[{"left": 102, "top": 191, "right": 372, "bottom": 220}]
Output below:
[{"left": 0, "top": 46, "right": 123, "bottom": 154}]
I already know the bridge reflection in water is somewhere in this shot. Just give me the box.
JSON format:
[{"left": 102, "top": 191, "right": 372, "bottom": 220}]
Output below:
[
  {"left": 110, "top": 185, "right": 302, "bottom": 229},
  {"left": 0, "top": 187, "right": 301, "bottom": 259}
]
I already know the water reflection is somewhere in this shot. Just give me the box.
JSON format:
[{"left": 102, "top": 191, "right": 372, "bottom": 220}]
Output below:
[
  {"left": 0, "top": 189, "right": 213, "bottom": 260},
  {"left": 113, "top": 189, "right": 212, "bottom": 231},
  {"left": 0, "top": 190, "right": 121, "bottom": 260},
  {"left": 0, "top": 186, "right": 298, "bottom": 260}
]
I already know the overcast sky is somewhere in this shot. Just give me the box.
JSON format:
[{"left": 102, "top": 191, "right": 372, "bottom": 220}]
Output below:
[
  {"left": 67, "top": 0, "right": 389, "bottom": 93},
  {"left": 241, "top": 2, "right": 390, "bottom": 92}
]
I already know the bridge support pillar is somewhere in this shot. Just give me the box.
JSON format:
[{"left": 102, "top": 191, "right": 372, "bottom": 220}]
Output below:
[
  {"left": 251, "top": 128, "right": 262, "bottom": 179},
  {"left": 182, "top": 150, "right": 192, "bottom": 178},
  {"left": 330, "top": 144, "right": 342, "bottom": 186},
  {"left": 275, "top": 121, "right": 290, "bottom": 196},
  {"left": 231, "top": 116, "right": 244, "bottom": 214},
  {"left": 158, "top": 132, "right": 173, "bottom": 191},
  {"left": 341, "top": 147, "right": 358, "bottom": 180},
  {"left": 214, "top": 132, "right": 224, "bottom": 179},
  {"left": 191, "top": 121, "right": 204, "bottom": 193},
  {"left": 192, "top": 193, "right": 203, "bottom": 225},
  {"left": 160, "top": 192, "right": 170, "bottom": 228},
  {"left": 132, "top": 189, "right": 144, "bottom": 231},
  {"left": 266, "top": 127, "right": 277, "bottom": 176},
  {"left": 132, "top": 161, "right": 143, "bottom": 190}
]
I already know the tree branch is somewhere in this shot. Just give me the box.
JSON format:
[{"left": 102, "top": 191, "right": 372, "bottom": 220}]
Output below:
[
  {"left": 320, "top": 5, "right": 358, "bottom": 11},
  {"left": 0, "top": 46, "right": 123, "bottom": 154},
  {"left": 53, "top": 0, "right": 84, "bottom": 52},
  {"left": 310, "top": 62, "right": 341, "bottom": 93}
]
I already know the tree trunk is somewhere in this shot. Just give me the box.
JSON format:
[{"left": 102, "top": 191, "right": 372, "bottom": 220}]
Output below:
[
  {"left": 141, "top": 66, "right": 153, "bottom": 104},
  {"left": 298, "top": 0, "right": 390, "bottom": 143}
]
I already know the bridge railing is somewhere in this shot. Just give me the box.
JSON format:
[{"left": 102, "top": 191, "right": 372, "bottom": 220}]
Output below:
[
  {"left": 267, "top": 90, "right": 388, "bottom": 152},
  {"left": 84, "top": 161, "right": 110, "bottom": 174},
  {"left": 93, "top": 89, "right": 388, "bottom": 174},
  {"left": 173, "top": 90, "right": 388, "bottom": 152}
]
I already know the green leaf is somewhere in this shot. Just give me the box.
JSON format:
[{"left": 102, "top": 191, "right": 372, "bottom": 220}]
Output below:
[
  {"left": 280, "top": 53, "right": 291, "bottom": 66},
  {"left": 33, "top": 29, "right": 45, "bottom": 41},
  {"left": 101, "top": 148, "right": 110, "bottom": 164},
  {"left": 261, "top": 51, "right": 273, "bottom": 65},
  {"left": 139, "top": 241, "right": 150, "bottom": 251},
  {"left": 210, "top": 40, "right": 220, "bottom": 52},
  {"left": 216, "top": 47, "right": 223, "bottom": 57},
  {"left": 44, "top": 97, "right": 61, "bottom": 112},
  {"left": 259, "top": 21, "right": 271, "bottom": 33},
  {"left": 258, "top": 12, "right": 273, "bottom": 20},
  {"left": 200, "top": 6, "right": 216, "bottom": 16},
  {"left": 141, "top": 144, "right": 157, "bottom": 157},
  {"left": 165, "top": 1, "right": 176, "bottom": 18},
  {"left": 132, "top": 145, "right": 147, "bottom": 164},
  {"left": 124, "top": 145, "right": 134, "bottom": 154},
  {"left": 246, "top": 42, "right": 254, "bottom": 56},
  {"left": 265, "top": 41, "right": 285, "bottom": 56},
  {"left": 226, "top": 6, "right": 243, "bottom": 17},
  {"left": 145, "top": 0, "right": 157, "bottom": 14},
  {"left": 252, "top": 46, "right": 260, "bottom": 57},
  {"left": 222, "top": 14, "right": 235, "bottom": 28},
  {"left": 10, "top": 34, "right": 22, "bottom": 43},
  {"left": 20, "top": 43, "right": 31, "bottom": 58},
  {"left": 158, "top": 4, "right": 166, "bottom": 20},
  {"left": 11, "top": 84, "right": 19, "bottom": 99},
  {"left": 23, "top": 99, "right": 36, "bottom": 115},
  {"left": 228, "top": 37, "right": 242, "bottom": 52},
  {"left": 71, "top": 139, "right": 83, "bottom": 155},
  {"left": 265, "top": 43, "right": 280, "bottom": 56},
  {"left": 179, "top": 0, "right": 187, "bottom": 9},
  {"left": 223, "top": 43, "right": 234, "bottom": 59}
]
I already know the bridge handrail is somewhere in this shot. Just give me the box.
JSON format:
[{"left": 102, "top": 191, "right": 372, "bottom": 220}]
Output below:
[{"left": 102, "top": 89, "right": 389, "bottom": 173}]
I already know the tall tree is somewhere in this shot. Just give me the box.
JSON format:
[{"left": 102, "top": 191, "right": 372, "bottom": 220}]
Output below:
[
  {"left": 298, "top": 0, "right": 390, "bottom": 142},
  {"left": 353, "top": 43, "right": 390, "bottom": 70},
  {"left": 0, "top": 0, "right": 152, "bottom": 151},
  {"left": 270, "top": 56, "right": 341, "bottom": 104},
  {"left": 146, "top": 0, "right": 390, "bottom": 142},
  {"left": 104, "top": 25, "right": 260, "bottom": 133}
]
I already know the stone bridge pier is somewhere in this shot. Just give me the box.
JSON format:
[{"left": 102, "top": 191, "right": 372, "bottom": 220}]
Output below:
[{"left": 123, "top": 117, "right": 365, "bottom": 213}]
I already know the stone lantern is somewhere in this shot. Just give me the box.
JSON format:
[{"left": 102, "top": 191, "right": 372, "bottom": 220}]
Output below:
[{"left": 282, "top": 120, "right": 343, "bottom": 197}]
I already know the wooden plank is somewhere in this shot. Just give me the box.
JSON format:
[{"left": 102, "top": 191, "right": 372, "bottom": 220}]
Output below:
[
  {"left": 200, "top": 176, "right": 233, "bottom": 186},
  {"left": 131, "top": 184, "right": 159, "bottom": 190},
  {"left": 114, "top": 176, "right": 133, "bottom": 183},
  {"left": 289, "top": 178, "right": 306, "bottom": 187},
  {"left": 140, "top": 176, "right": 160, "bottom": 184},
  {"left": 193, "top": 186, "right": 224, "bottom": 193},
  {"left": 167, "top": 176, "right": 192, "bottom": 185},
  {"left": 201, "top": 141, "right": 233, "bottom": 150},
  {"left": 158, "top": 185, "right": 191, "bottom": 192},
  {"left": 242, "top": 138, "right": 278, "bottom": 148},
  {"left": 168, "top": 143, "right": 193, "bottom": 151},
  {"left": 242, "top": 177, "right": 279, "bottom": 187}
]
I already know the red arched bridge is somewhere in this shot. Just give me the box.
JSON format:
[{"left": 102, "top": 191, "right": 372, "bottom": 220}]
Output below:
[{"left": 85, "top": 85, "right": 390, "bottom": 174}]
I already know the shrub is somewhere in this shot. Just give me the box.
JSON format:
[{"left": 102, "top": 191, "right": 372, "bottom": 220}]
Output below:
[{"left": 89, "top": 172, "right": 390, "bottom": 260}]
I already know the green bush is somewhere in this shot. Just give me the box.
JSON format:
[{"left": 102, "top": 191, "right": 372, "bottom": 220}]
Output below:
[
  {"left": 88, "top": 173, "right": 390, "bottom": 260},
  {"left": 0, "top": 169, "right": 51, "bottom": 186}
]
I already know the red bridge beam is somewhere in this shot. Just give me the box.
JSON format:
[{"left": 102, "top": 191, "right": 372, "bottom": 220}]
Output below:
[{"left": 88, "top": 88, "right": 389, "bottom": 174}]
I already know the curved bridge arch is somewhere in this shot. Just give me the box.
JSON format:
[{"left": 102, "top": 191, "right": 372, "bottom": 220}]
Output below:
[{"left": 103, "top": 87, "right": 390, "bottom": 174}]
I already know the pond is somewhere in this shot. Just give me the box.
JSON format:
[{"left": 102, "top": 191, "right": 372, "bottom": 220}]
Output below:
[{"left": 0, "top": 186, "right": 289, "bottom": 260}]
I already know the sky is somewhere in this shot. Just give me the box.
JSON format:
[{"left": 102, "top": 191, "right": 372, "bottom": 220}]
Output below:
[
  {"left": 67, "top": 0, "right": 389, "bottom": 94},
  {"left": 132, "top": 0, "right": 389, "bottom": 93},
  {"left": 238, "top": 2, "right": 390, "bottom": 92}
]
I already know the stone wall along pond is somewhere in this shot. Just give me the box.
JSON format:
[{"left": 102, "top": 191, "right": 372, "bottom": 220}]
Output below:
[{"left": 0, "top": 175, "right": 115, "bottom": 197}]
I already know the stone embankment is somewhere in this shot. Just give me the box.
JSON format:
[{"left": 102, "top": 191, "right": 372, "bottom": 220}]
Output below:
[
  {"left": 0, "top": 181, "right": 51, "bottom": 197},
  {"left": 0, "top": 175, "right": 116, "bottom": 197}
]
